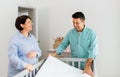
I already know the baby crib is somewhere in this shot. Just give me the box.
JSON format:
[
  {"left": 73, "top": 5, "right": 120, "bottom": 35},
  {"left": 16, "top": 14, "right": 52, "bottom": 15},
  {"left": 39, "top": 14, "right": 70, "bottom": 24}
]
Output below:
[{"left": 13, "top": 57, "right": 96, "bottom": 77}]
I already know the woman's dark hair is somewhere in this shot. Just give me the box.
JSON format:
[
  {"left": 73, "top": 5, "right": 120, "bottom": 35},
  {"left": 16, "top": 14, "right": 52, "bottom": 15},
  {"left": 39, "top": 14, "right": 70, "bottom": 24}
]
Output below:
[
  {"left": 15, "top": 15, "right": 31, "bottom": 31},
  {"left": 72, "top": 12, "right": 85, "bottom": 21}
]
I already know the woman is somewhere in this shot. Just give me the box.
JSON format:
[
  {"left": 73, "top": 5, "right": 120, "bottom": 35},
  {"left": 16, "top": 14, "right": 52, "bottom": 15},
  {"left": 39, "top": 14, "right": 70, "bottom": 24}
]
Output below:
[{"left": 8, "top": 15, "right": 41, "bottom": 77}]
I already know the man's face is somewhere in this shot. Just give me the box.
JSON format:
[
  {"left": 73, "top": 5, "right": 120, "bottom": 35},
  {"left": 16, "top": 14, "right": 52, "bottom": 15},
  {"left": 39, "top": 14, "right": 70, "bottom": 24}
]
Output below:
[{"left": 72, "top": 18, "right": 85, "bottom": 32}]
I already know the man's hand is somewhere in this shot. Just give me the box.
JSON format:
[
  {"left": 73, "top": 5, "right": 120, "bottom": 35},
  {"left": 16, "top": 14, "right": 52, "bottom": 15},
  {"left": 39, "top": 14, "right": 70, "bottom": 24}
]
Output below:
[
  {"left": 83, "top": 66, "right": 93, "bottom": 77},
  {"left": 48, "top": 51, "right": 57, "bottom": 57},
  {"left": 25, "top": 64, "right": 34, "bottom": 72},
  {"left": 26, "top": 51, "right": 37, "bottom": 59},
  {"left": 83, "top": 58, "right": 94, "bottom": 77}
]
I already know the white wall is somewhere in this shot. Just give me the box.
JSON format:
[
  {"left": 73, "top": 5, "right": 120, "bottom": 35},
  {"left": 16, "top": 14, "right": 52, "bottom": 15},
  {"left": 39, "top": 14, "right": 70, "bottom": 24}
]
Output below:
[
  {"left": 38, "top": 8, "right": 50, "bottom": 59},
  {"left": 0, "top": 0, "right": 17, "bottom": 76},
  {"left": 0, "top": 0, "right": 37, "bottom": 76},
  {"left": 37, "top": 0, "right": 120, "bottom": 77}
]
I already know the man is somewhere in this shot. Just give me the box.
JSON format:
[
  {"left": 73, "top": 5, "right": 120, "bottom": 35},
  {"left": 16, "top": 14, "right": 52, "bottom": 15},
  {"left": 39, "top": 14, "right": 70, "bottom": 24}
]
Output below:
[{"left": 49, "top": 12, "right": 98, "bottom": 77}]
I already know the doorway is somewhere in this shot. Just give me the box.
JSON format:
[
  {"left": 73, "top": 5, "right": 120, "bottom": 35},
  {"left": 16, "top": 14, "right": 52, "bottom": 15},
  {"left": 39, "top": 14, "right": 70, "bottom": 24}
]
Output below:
[{"left": 18, "top": 6, "right": 38, "bottom": 40}]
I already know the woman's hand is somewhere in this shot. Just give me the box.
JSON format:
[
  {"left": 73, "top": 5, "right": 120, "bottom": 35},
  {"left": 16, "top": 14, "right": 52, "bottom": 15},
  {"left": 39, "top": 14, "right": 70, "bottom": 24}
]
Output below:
[
  {"left": 25, "top": 64, "right": 34, "bottom": 72},
  {"left": 26, "top": 51, "right": 37, "bottom": 59}
]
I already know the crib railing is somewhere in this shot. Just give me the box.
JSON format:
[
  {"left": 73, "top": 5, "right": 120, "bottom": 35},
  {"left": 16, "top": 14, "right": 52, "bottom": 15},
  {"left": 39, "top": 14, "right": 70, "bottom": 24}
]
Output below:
[
  {"left": 13, "top": 59, "right": 45, "bottom": 77},
  {"left": 14, "top": 58, "right": 96, "bottom": 77}
]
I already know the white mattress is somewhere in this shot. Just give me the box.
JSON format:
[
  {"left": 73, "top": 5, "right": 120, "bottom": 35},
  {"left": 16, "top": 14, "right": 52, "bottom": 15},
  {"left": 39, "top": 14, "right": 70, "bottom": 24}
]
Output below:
[{"left": 35, "top": 56, "right": 91, "bottom": 77}]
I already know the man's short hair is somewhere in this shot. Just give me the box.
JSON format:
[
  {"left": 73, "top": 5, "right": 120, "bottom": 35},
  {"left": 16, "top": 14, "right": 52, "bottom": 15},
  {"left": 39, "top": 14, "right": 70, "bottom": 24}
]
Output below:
[{"left": 72, "top": 12, "right": 85, "bottom": 20}]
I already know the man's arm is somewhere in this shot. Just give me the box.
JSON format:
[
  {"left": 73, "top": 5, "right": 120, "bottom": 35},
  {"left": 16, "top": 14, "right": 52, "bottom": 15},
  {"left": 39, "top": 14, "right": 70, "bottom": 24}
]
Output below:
[
  {"left": 83, "top": 58, "right": 94, "bottom": 76},
  {"left": 84, "top": 30, "right": 98, "bottom": 77}
]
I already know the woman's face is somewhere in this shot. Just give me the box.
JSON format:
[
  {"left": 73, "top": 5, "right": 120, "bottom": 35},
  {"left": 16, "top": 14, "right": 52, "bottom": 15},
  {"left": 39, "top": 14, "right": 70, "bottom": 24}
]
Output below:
[{"left": 21, "top": 18, "right": 32, "bottom": 32}]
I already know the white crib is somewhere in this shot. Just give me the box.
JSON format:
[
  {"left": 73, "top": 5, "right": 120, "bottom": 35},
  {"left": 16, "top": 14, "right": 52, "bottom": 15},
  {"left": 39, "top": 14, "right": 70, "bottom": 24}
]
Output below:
[{"left": 13, "top": 58, "right": 96, "bottom": 77}]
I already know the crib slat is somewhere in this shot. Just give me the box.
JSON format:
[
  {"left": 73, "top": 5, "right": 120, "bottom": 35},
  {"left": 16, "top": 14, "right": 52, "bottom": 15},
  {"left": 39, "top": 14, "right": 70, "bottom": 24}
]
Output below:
[
  {"left": 72, "top": 61, "right": 74, "bottom": 66},
  {"left": 32, "top": 70, "right": 35, "bottom": 77},
  {"left": 78, "top": 62, "right": 80, "bottom": 69}
]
